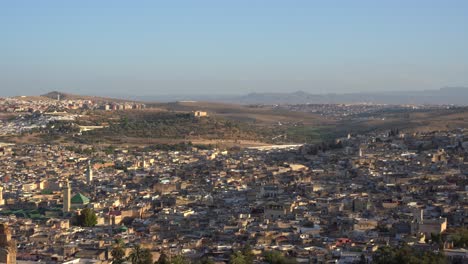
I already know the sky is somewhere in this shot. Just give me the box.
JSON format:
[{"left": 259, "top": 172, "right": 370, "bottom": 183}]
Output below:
[{"left": 1, "top": 0, "right": 468, "bottom": 97}]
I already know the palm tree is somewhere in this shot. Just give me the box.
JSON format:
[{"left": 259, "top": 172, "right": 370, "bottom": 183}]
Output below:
[
  {"left": 230, "top": 251, "right": 247, "bottom": 264},
  {"left": 111, "top": 239, "right": 125, "bottom": 264},
  {"left": 155, "top": 252, "right": 170, "bottom": 264},
  {"left": 129, "top": 244, "right": 153, "bottom": 264},
  {"left": 171, "top": 255, "right": 189, "bottom": 264}
]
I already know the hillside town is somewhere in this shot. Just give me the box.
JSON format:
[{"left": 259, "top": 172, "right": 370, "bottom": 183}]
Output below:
[
  {"left": 0, "top": 97, "right": 145, "bottom": 114},
  {"left": 0, "top": 126, "right": 466, "bottom": 264},
  {"left": 273, "top": 104, "right": 457, "bottom": 120},
  {"left": 0, "top": 97, "right": 145, "bottom": 136}
]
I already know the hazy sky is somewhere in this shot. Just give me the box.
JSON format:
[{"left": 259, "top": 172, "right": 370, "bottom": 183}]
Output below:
[{"left": 1, "top": 0, "right": 468, "bottom": 97}]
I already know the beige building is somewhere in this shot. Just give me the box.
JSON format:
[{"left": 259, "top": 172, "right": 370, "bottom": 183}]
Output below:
[
  {"left": 353, "top": 219, "right": 378, "bottom": 231},
  {"left": 419, "top": 218, "right": 447, "bottom": 236},
  {"left": 264, "top": 202, "right": 290, "bottom": 220},
  {"left": 192, "top": 111, "right": 208, "bottom": 117}
]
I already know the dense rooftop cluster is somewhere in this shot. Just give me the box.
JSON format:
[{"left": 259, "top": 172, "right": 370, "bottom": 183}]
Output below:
[
  {"left": 0, "top": 127, "right": 466, "bottom": 263},
  {"left": 0, "top": 97, "right": 145, "bottom": 113}
]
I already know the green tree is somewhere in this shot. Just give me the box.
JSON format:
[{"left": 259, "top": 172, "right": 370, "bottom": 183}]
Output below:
[
  {"left": 263, "top": 251, "right": 296, "bottom": 264},
  {"left": 194, "top": 257, "right": 214, "bottom": 264},
  {"left": 430, "top": 233, "right": 444, "bottom": 249},
  {"left": 111, "top": 239, "right": 126, "bottom": 264},
  {"left": 230, "top": 251, "right": 247, "bottom": 264},
  {"left": 129, "top": 245, "right": 153, "bottom": 264},
  {"left": 76, "top": 208, "right": 98, "bottom": 227},
  {"left": 241, "top": 245, "right": 255, "bottom": 264},
  {"left": 104, "top": 145, "right": 116, "bottom": 155},
  {"left": 170, "top": 255, "right": 189, "bottom": 264},
  {"left": 451, "top": 228, "right": 468, "bottom": 248},
  {"left": 155, "top": 252, "right": 170, "bottom": 264},
  {"left": 372, "top": 245, "right": 447, "bottom": 264}
]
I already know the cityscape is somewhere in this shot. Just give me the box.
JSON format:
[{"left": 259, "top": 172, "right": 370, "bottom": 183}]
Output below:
[
  {"left": 1, "top": 1, "right": 468, "bottom": 264},
  {"left": 0, "top": 95, "right": 465, "bottom": 264}
]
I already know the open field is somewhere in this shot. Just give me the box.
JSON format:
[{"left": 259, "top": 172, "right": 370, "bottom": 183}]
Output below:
[
  {"left": 149, "top": 101, "right": 330, "bottom": 125},
  {"left": 4, "top": 97, "right": 468, "bottom": 147},
  {"left": 331, "top": 107, "right": 468, "bottom": 137},
  {"left": 73, "top": 136, "right": 269, "bottom": 148}
]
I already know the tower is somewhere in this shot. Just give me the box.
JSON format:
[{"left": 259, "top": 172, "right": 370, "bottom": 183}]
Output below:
[
  {"left": 63, "top": 180, "right": 71, "bottom": 213},
  {"left": 86, "top": 160, "right": 93, "bottom": 184},
  {"left": 0, "top": 223, "right": 16, "bottom": 264},
  {"left": 413, "top": 208, "right": 424, "bottom": 224},
  {"left": 0, "top": 186, "right": 4, "bottom": 206},
  {"left": 142, "top": 155, "right": 146, "bottom": 169}
]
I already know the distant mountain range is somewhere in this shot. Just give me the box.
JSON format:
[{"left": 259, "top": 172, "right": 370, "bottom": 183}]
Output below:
[
  {"left": 18, "top": 87, "right": 468, "bottom": 106},
  {"left": 129, "top": 87, "right": 468, "bottom": 105}
]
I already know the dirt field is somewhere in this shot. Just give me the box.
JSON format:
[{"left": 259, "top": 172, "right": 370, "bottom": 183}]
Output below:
[{"left": 149, "top": 101, "right": 331, "bottom": 125}]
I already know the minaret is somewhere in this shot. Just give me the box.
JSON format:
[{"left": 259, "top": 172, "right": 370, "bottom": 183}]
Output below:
[
  {"left": 142, "top": 155, "right": 146, "bottom": 169},
  {"left": 86, "top": 160, "right": 93, "bottom": 184},
  {"left": 0, "top": 186, "right": 4, "bottom": 206},
  {"left": 63, "top": 180, "right": 71, "bottom": 213},
  {"left": 0, "top": 223, "right": 16, "bottom": 264},
  {"left": 413, "top": 208, "right": 424, "bottom": 224}
]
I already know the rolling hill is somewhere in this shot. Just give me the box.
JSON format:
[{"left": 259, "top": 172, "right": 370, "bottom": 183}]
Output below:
[
  {"left": 41, "top": 91, "right": 138, "bottom": 103},
  {"left": 6, "top": 91, "right": 468, "bottom": 147}
]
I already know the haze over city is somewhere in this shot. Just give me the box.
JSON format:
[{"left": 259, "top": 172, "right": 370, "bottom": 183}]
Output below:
[{"left": 1, "top": 0, "right": 468, "bottom": 97}]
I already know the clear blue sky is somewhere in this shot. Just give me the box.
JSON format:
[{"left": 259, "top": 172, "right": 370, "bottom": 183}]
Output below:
[{"left": 1, "top": 0, "right": 467, "bottom": 96}]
